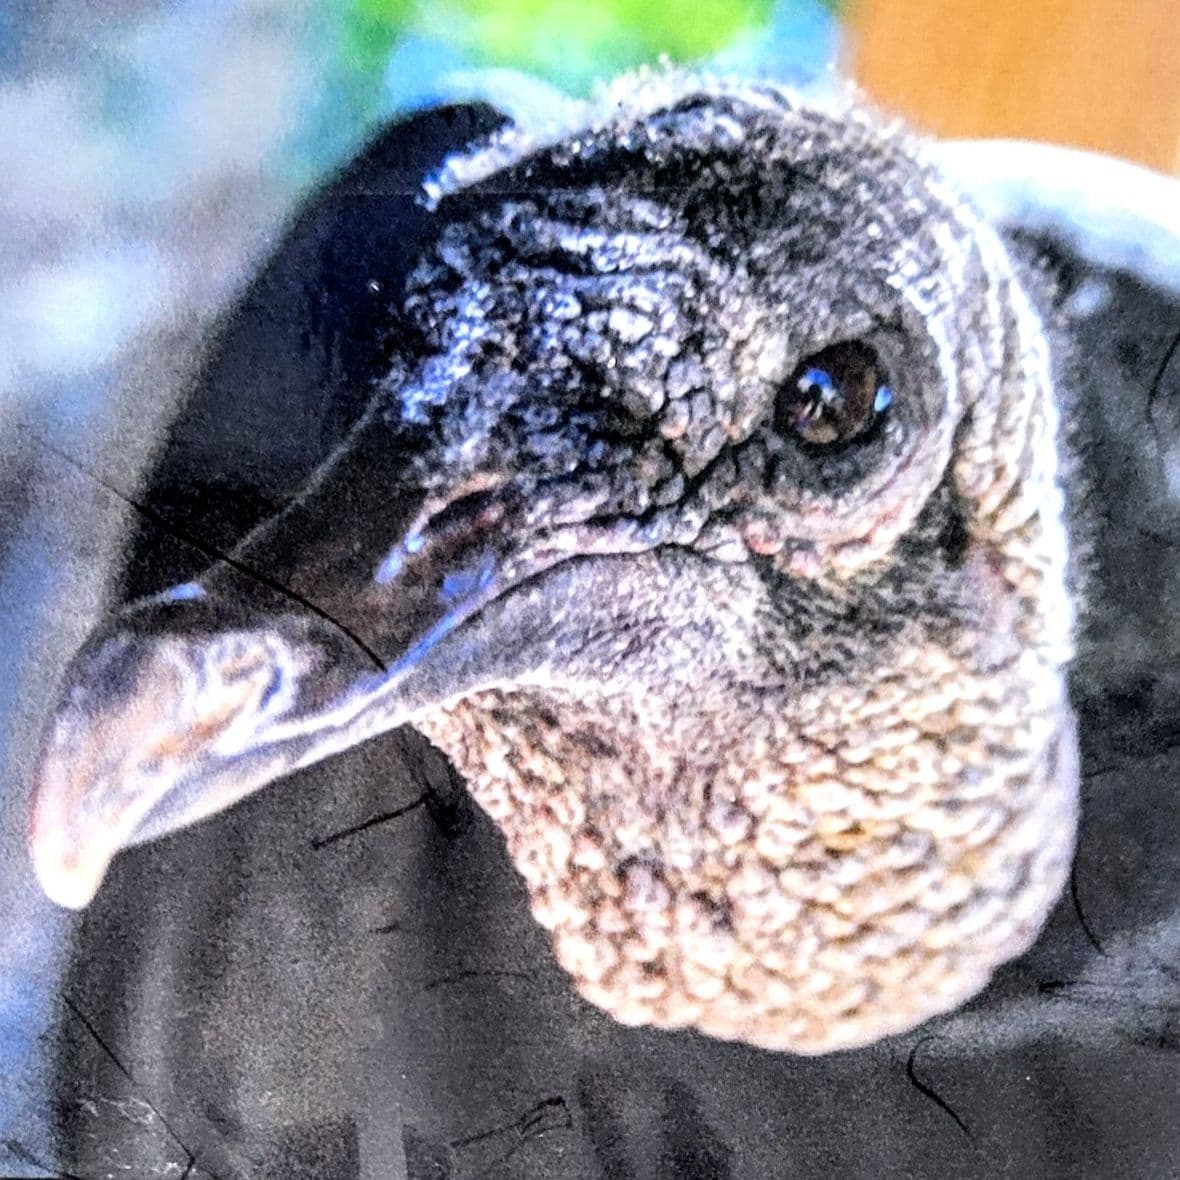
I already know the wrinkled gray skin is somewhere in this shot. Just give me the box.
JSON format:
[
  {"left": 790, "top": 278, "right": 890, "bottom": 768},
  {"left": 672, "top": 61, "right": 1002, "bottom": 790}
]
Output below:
[{"left": 31, "top": 75, "right": 1077, "bottom": 1055}]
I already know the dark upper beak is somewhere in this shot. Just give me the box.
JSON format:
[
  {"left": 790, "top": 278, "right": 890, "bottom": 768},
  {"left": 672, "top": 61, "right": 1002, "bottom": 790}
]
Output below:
[{"left": 28, "top": 401, "right": 643, "bottom": 908}]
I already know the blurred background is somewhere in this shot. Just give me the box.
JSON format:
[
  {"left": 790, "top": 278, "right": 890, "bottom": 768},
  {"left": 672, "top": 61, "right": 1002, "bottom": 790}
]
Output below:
[{"left": 1, "top": 1, "right": 1177, "bottom": 1173}]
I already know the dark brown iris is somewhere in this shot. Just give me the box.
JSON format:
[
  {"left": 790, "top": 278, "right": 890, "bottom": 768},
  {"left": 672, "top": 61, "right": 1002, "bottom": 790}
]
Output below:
[{"left": 775, "top": 341, "right": 893, "bottom": 446}]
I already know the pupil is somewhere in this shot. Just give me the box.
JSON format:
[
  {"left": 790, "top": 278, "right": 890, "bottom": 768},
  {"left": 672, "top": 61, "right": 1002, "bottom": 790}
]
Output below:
[{"left": 776, "top": 341, "right": 890, "bottom": 446}]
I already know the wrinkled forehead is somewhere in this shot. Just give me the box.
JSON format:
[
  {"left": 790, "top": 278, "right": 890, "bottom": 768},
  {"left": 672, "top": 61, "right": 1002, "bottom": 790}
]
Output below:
[
  {"left": 429, "top": 78, "right": 937, "bottom": 216},
  {"left": 409, "top": 91, "right": 983, "bottom": 393},
  {"left": 393, "top": 82, "right": 1006, "bottom": 518},
  {"left": 424, "top": 80, "right": 973, "bottom": 289}
]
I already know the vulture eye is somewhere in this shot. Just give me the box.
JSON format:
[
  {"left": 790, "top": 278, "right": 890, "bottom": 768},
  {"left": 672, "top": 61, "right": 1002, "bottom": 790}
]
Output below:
[{"left": 775, "top": 341, "right": 893, "bottom": 446}]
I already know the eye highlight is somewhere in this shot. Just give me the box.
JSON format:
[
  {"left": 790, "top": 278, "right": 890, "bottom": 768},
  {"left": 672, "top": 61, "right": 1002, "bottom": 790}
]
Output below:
[{"left": 775, "top": 341, "right": 893, "bottom": 446}]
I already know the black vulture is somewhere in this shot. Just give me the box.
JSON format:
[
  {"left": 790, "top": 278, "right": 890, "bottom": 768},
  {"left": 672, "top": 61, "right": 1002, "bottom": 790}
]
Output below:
[{"left": 22, "top": 80, "right": 1180, "bottom": 1177}]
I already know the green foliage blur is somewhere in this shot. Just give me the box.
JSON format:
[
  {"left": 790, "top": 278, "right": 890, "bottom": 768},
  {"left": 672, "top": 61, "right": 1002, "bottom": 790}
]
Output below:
[
  {"left": 344, "top": 0, "right": 781, "bottom": 94},
  {"left": 298, "top": 0, "right": 840, "bottom": 187},
  {"left": 420, "top": 0, "right": 773, "bottom": 86}
]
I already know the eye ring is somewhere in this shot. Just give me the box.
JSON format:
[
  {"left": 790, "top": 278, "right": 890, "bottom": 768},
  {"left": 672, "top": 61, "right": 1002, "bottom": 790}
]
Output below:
[{"left": 774, "top": 341, "right": 893, "bottom": 446}]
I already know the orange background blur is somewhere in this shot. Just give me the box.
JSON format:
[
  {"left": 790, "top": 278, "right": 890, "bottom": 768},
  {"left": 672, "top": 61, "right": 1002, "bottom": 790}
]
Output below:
[{"left": 847, "top": 0, "right": 1180, "bottom": 175}]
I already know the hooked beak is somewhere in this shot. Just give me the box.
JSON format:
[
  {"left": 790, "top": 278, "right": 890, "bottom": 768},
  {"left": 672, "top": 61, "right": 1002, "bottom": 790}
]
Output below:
[
  {"left": 28, "top": 621, "right": 336, "bottom": 909},
  {"left": 27, "top": 409, "right": 641, "bottom": 909}
]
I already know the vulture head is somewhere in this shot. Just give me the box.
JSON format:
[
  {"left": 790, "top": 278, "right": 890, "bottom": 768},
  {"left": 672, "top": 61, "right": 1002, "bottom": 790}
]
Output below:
[{"left": 27, "top": 74, "right": 1079, "bottom": 1054}]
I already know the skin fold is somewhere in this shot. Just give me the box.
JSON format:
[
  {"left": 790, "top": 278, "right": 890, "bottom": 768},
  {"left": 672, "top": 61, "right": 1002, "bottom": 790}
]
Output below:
[{"left": 28, "top": 73, "right": 1078, "bottom": 1053}]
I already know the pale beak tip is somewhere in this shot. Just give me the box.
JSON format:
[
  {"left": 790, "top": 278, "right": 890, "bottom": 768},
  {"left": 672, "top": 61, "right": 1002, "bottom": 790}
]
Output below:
[{"left": 27, "top": 803, "right": 109, "bottom": 912}]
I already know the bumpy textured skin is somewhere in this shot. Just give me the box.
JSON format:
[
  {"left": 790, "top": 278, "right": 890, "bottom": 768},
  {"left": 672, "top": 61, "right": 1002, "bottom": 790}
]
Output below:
[{"left": 403, "top": 73, "right": 1078, "bottom": 1053}]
